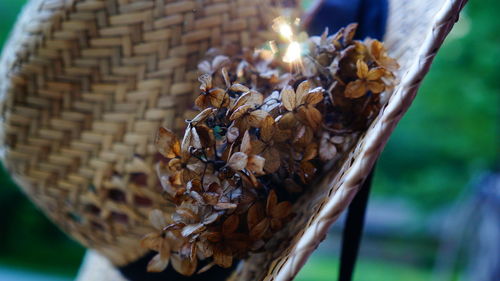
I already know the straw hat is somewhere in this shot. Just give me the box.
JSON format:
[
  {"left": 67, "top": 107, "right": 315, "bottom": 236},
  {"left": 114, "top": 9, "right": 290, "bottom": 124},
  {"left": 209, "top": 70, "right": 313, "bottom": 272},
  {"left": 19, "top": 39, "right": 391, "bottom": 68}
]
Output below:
[{"left": 0, "top": 0, "right": 466, "bottom": 279}]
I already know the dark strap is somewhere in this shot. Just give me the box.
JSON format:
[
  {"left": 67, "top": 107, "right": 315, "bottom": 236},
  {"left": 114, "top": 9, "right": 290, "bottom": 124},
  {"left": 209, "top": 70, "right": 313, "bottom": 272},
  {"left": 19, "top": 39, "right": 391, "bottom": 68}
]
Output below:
[{"left": 338, "top": 169, "right": 374, "bottom": 281}]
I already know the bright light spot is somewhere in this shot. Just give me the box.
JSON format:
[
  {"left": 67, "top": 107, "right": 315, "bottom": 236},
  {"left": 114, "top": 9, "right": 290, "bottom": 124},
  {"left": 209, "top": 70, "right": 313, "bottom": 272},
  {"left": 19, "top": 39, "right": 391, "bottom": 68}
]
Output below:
[
  {"left": 283, "top": 41, "right": 302, "bottom": 63},
  {"left": 279, "top": 23, "right": 294, "bottom": 41}
]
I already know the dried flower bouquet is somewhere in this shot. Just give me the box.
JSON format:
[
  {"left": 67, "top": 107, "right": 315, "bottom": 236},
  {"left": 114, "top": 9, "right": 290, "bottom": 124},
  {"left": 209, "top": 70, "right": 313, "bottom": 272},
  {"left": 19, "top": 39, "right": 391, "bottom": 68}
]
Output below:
[{"left": 141, "top": 23, "right": 399, "bottom": 276}]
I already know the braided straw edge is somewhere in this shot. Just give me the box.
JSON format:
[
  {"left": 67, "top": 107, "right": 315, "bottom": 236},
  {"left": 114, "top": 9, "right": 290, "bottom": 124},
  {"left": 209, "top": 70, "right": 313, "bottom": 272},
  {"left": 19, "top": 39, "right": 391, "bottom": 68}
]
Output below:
[{"left": 273, "top": 0, "right": 468, "bottom": 280}]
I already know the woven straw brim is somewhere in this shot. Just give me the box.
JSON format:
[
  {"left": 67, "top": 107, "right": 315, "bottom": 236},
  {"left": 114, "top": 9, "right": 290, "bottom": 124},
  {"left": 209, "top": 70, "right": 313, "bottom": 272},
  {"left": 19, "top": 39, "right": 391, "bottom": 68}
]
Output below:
[
  {"left": 231, "top": 0, "right": 468, "bottom": 280},
  {"left": 0, "top": 0, "right": 298, "bottom": 266},
  {"left": 0, "top": 0, "right": 466, "bottom": 279}
]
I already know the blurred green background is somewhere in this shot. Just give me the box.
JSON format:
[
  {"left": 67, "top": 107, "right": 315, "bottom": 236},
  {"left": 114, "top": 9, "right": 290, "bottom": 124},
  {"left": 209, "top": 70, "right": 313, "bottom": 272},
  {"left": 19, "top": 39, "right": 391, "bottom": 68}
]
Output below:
[{"left": 0, "top": 0, "right": 498, "bottom": 280}]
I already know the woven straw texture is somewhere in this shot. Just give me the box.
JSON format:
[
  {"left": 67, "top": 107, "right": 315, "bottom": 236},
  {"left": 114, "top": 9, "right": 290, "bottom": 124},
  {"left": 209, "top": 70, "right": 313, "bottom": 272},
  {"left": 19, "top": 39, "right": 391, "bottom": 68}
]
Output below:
[
  {"left": 0, "top": 0, "right": 466, "bottom": 279},
  {"left": 0, "top": 0, "right": 292, "bottom": 266},
  {"left": 231, "top": 0, "right": 468, "bottom": 280}
]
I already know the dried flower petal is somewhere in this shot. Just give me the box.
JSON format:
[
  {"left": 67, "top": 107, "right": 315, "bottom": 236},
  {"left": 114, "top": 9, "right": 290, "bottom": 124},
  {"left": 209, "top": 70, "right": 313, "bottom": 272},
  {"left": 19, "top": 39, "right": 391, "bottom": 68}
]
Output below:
[
  {"left": 156, "top": 128, "right": 181, "bottom": 159},
  {"left": 228, "top": 152, "right": 248, "bottom": 171},
  {"left": 281, "top": 86, "right": 296, "bottom": 111},
  {"left": 147, "top": 253, "right": 169, "bottom": 272}
]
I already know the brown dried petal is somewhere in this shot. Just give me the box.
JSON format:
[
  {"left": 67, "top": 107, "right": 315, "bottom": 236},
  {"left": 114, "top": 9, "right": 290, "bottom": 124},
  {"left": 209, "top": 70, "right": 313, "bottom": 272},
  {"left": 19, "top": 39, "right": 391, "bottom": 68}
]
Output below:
[
  {"left": 270, "top": 218, "right": 283, "bottom": 231},
  {"left": 226, "top": 126, "right": 239, "bottom": 143},
  {"left": 190, "top": 127, "right": 202, "bottom": 149},
  {"left": 277, "top": 112, "right": 296, "bottom": 129},
  {"left": 175, "top": 207, "right": 198, "bottom": 222},
  {"left": 281, "top": 86, "right": 296, "bottom": 111},
  {"left": 213, "top": 249, "right": 233, "bottom": 268},
  {"left": 305, "top": 106, "right": 322, "bottom": 130},
  {"left": 296, "top": 80, "right": 311, "bottom": 105},
  {"left": 197, "top": 262, "right": 216, "bottom": 274},
  {"left": 250, "top": 218, "right": 270, "bottom": 240},
  {"left": 272, "top": 201, "right": 292, "bottom": 219},
  {"left": 198, "top": 61, "right": 212, "bottom": 75},
  {"left": 366, "top": 67, "right": 385, "bottom": 81},
  {"left": 228, "top": 152, "right": 248, "bottom": 171},
  {"left": 214, "top": 202, "right": 238, "bottom": 210},
  {"left": 171, "top": 254, "right": 197, "bottom": 276},
  {"left": 147, "top": 253, "right": 169, "bottom": 272},
  {"left": 212, "top": 55, "right": 230, "bottom": 71},
  {"left": 203, "top": 212, "right": 219, "bottom": 225},
  {"left": 247, "top": 203, "right": 265, "bottom": 230},
  {"left": 159, "top": 238, "right": 171, "bottom": 260},
  {"left": 156, "top": 128, "right": 181, "bottom": 159},
  {"left": 230, "top": 83, "right": 250, "bottom": 93},
  {"left": 305, "top": 91, "right": 324, "bottom": 105},
  {"left": 367, "top": 81, "right": 385, "bottom": 94},
  {"left": 246, "top": 91, "right": 264, "bottom": 106},
  {"left": 262, "top": 147, "right": 280, "bottom": 173},
  {"left": 320, "top": 134, "right": 338, "bottom": 161},
  {"left": 247, "top": 155, "right": 265, "bottom": 174},
  {"left": 208, "top": 88, "right": 228, "bottom": 108},
  {"left": 266, "top": 190, "right": 278, "bottom": 214},
  {"left": 343, "top": 23, "right": 358, "bottom": 45},
  {"left": 229, "top": 105, "right": 251, "bottom": 121},
  {"left": 345, "top": 80, "right": 367, "bottom": 99},
  {"left": 260, "top": 115, "right": 276, "bottom": 143},
  {"left": 248, "top": 110, "right": 269, "bottom": 128},
  {"left": 141, "top": 232, "right": 162, "bottom": 250},
  {"left": 222, "top": 214, "right": 240, "bottom": 235},
  {"left": 240, "top": 131, "right": 252, "bottom": 154},
  {"left": 303, "top": 142, "right": 318, "bottom": 161},
  {"left": 191, "top": 108, "right": 215, "bottom": 124},
  {"left": 356, "top": 59, "right": 369, "bottom": 78},
  {"left": 221, "top": 67, "right": 231, "bottom": 88},
  {"left": 149, "top": 209, "right": 167, "bottom": 230},
  {"left": 181, "top": 223, "right": 205, "bottom": 237}
]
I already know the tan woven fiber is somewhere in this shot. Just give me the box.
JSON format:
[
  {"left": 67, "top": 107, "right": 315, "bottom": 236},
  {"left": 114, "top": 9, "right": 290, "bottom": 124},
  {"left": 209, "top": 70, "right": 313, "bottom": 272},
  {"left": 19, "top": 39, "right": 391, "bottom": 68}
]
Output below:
[
  {"left": 0, "top": 0, "right": 296, "bottom": 266},
  {"left": 229, "top": 0, "right": 468, "bottom": 280}
]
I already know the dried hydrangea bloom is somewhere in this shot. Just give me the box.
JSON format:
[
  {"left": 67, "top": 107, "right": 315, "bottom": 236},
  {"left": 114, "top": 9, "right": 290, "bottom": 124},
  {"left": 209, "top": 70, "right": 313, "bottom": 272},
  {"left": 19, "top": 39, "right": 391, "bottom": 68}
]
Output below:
[{"left": 142, "top": 23, "right": 398, "bottom": 276}]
